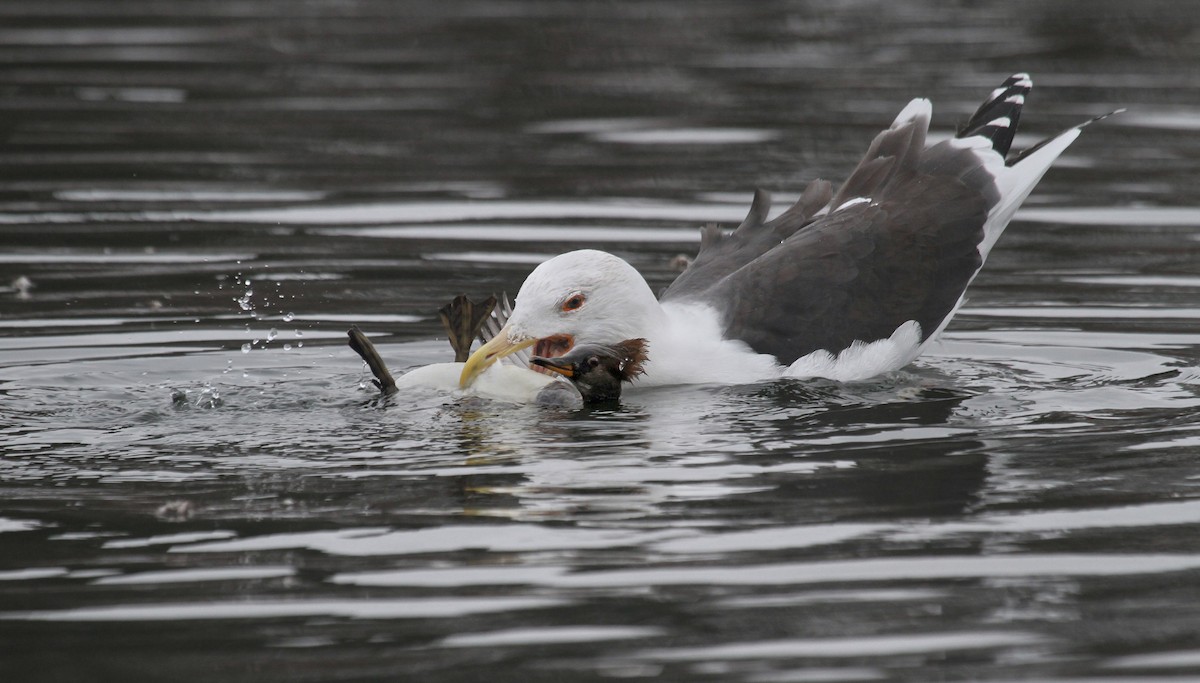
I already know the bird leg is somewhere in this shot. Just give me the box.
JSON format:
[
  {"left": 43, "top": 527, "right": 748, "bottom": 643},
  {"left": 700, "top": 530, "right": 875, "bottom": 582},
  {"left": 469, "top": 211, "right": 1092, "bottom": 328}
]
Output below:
[{"left": 347, "top": 326, "right": 398, "bottom": 396}]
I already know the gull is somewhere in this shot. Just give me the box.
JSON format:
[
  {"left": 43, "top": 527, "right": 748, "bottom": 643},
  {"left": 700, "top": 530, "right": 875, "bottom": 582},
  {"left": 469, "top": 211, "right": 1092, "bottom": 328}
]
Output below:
[{"left": 460, "top": 74, "right": 1116, "bottom": 387}]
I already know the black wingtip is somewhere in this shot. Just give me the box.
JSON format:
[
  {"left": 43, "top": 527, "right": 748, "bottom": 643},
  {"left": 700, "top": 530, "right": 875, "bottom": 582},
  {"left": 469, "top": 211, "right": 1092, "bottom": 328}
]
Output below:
[
  {"left": 1008, "top": 108, "right": 1124, "bottom": 167},
  {"left": 959, "top": 73, "right": 1033, "bottom": 157},
  {"left": 1082, "top": 108, "right": 1126, "bottom": 127}
]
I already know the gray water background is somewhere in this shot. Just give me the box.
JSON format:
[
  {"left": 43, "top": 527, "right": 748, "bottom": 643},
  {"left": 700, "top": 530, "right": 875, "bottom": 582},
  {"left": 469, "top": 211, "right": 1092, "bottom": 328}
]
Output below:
[{"left": 2, "top": 1, "right": 1200, "bottom": 681}]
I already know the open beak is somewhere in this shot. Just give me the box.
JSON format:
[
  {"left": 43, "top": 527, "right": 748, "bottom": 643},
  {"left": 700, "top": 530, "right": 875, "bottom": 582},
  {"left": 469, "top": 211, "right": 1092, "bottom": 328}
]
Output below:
[
  {"left": 458, "top": 325, "right": 537, "bottom": 388},
  {"left": 530, "top": 355, "right": 574, "bottom": 378}
]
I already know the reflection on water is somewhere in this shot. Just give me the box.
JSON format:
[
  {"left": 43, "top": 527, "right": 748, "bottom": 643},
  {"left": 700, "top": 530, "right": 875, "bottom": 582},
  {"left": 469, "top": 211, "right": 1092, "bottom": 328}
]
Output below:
[{"left": 3, "top": 0, "right": 1200, "bottom": 681}]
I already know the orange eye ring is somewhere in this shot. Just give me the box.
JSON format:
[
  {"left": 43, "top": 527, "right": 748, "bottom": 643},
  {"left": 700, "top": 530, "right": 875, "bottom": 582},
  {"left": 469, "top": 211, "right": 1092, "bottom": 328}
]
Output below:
[{"left": 561, "top": 293, "right": 586, "bottom": 312}]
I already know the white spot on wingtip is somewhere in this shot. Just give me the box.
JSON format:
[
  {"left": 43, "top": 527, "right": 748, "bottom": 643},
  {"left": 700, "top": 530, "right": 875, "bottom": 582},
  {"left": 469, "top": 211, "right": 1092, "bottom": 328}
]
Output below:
[
  {"left": 990, "top": 75, "right": 1031, "bottom": 103},
  {"left": 987, "top": 117, "right": 1011, "bottom": 128}
]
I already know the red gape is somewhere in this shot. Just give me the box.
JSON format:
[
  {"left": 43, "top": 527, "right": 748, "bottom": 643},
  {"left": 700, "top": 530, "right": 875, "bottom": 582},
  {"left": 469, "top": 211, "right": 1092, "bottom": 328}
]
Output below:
[{"left": 532, "top": 334, "right": 574, "bottom": 373}]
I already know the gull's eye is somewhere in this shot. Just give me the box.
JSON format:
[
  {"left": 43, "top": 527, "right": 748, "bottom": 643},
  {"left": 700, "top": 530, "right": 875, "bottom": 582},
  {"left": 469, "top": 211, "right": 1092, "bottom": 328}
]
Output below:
[
  {"left": 586, "top": 356, "right": 601, "bottom": 369},
  {"left": 561, "top": 293, "right": 586, "bottom": 313}
]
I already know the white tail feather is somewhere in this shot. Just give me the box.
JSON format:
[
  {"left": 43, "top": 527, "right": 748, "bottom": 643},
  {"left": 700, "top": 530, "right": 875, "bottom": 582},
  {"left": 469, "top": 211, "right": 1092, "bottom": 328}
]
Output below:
[{"left": 978, "top": 126, "right": 1082, "bottom": 260}]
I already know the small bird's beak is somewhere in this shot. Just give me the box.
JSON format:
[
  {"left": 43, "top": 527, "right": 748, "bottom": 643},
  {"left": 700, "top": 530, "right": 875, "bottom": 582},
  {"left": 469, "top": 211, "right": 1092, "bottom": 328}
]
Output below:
[
  {"left": 458, "top": 325, "right": 537, "bottom": 388},
  {"left": 530, "top": 355, "right": 574, "bottom": 378}
]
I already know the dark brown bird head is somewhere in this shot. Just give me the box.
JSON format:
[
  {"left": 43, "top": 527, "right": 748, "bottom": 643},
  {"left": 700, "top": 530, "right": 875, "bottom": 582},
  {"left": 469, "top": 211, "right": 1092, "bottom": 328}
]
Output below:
[{"left": 530, "top": 338, "right": 647, "bottom": 403}]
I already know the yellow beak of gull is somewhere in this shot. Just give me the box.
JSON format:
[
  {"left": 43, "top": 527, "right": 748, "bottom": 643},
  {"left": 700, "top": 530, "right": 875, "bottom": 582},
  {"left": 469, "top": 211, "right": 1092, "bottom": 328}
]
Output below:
[{"left": 458, "top": 325, "right": 537, "bottom": 388}]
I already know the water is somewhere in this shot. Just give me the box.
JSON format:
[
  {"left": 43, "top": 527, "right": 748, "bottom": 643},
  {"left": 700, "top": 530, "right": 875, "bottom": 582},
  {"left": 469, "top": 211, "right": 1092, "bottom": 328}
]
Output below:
[{"left": 2, "top": 1, "right": 1200, "bottom": 681}]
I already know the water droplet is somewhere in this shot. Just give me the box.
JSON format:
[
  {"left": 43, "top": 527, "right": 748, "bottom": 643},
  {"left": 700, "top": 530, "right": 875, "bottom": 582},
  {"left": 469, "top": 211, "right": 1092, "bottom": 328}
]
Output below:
[
  {"left": 241, "top": 343, "right": 251, "bottom": 353},
  {"left": 283, "top": 312, "right": 295, "bottom": 322},
  {"left": 294, "top": 329, "right": 303, "bottom": 337},
  {"left": 283, "top": 343, "right": 292, "bottom": 351},
  {"left": 236, "top": 289, "right": 254, "bottom": 311},
  {"left": 267, "top": 328, "right": 278, "bottom": 342},
  {"left": 296, "top": 341, "right": 303, "bottom": 348}
]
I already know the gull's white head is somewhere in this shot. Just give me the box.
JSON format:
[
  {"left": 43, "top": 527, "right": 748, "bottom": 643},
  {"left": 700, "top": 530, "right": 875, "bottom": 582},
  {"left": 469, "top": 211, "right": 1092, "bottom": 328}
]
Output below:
[{"left": 459, "top": 249, "right": 664, "bottom": 387}]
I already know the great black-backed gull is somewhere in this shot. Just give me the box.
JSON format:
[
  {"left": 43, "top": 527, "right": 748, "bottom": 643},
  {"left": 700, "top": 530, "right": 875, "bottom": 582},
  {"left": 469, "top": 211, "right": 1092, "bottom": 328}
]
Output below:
[{"left": 460, "top": 74, "right": 1114, "bottom": 388}]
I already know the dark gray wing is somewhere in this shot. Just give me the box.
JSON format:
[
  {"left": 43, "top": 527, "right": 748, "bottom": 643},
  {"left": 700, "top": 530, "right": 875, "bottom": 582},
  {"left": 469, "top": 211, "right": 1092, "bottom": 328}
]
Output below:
[
  {"left": 663, "top": 102, "right": 1006, "bottom": 365},
  {"left": 661, "top": 181, "right": 832, "bottom": 301},
  {"left": 662, "top": 93, "right": 938, "bottom": 307},
  {"left": 711, "top": 161, "right": 990, "bottom": 364}
]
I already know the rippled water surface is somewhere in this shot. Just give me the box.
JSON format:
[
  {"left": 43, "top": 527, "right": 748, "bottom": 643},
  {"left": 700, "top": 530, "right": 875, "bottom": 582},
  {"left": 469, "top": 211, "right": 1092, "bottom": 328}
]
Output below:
[{"left": 3, "top": 2, "right": 1200, "bottom": 681}]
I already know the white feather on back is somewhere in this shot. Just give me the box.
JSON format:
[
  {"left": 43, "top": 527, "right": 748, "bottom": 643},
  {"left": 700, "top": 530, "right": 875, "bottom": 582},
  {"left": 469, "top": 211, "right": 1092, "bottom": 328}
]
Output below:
[{"left": 648, "top": 302, "right": 781, "bottom": 386}]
